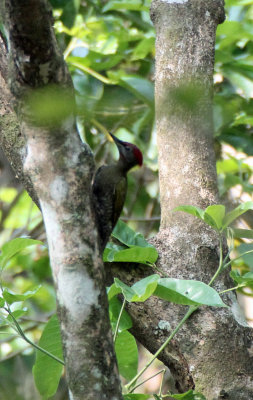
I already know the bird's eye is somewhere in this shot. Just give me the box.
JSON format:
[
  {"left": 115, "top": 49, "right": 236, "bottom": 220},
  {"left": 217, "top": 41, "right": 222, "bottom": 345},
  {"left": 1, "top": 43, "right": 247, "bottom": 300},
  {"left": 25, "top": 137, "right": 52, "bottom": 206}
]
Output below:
[{"left": 125, "top": 146, "right": 131, "bottom": 151}]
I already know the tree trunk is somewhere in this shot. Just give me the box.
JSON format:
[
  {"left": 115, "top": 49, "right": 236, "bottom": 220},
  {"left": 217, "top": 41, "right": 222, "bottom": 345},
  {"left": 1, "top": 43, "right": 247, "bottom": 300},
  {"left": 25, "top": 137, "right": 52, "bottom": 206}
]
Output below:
[
  {"left": 110, "top": 1, "right": 253, "bottom": 398},
  {"left": 0, "top": 1, "right": 122, "bottom": 399}
]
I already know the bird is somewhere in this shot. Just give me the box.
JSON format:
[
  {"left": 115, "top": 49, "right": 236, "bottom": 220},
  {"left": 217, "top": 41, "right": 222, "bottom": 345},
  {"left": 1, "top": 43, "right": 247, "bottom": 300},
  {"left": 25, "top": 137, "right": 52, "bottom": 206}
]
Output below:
[{"left": 92, "top": 133, "right": 143, "bottom": 251}]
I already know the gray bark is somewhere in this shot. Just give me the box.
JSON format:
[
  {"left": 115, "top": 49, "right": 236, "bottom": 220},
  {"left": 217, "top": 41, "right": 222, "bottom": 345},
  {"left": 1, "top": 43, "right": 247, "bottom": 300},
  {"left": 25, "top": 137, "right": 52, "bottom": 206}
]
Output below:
[
  {"left": 122, "top": 0, "right": 253, "bottom": 398},
  {"left": 0, "top": 1, "right": 122, "bottom": 399},
  {"left": 109, "top": 0, "right": 253, "bottom": 398}
]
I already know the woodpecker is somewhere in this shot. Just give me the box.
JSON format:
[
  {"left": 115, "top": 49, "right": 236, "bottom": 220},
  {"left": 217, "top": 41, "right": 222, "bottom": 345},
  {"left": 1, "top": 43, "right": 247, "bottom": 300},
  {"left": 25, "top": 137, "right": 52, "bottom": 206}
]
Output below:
[{"left": 92, "top": 133, "right": 143, "bottom": 251}]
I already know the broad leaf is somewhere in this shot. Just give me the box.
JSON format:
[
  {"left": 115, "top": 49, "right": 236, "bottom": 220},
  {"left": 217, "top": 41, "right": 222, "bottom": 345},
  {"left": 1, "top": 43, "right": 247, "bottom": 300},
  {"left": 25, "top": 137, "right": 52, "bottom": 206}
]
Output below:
[
  {"left": 204, "top": 205, "right": 226, "bottom": 231},
  {"left": 104, "top": 245, "right": 158, "bottom": 265},
  {"left": 113, "top": 220, "right": 155, "bottom": 248},
  {"left": 154, "top": 279, "right": 227, "bottom": 307},
  {"left": 114, "top": 275, "right": 159, "bottom": 302},
  {"left": 115, "top": 330, "right": 138, "bottom": 381},
  {"left": 33, "top": 315, "right": 64, "bottom": 398},
  {"left": 173, "top": 206, "right": 205, "bottom": 221}
]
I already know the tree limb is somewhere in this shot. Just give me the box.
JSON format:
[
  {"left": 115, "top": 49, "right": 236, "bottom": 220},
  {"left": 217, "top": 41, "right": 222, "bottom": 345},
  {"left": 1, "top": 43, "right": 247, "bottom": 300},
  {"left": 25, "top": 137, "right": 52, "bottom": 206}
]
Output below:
[{"left": 0, "top": 1, "right": 122, "bottom": 399}]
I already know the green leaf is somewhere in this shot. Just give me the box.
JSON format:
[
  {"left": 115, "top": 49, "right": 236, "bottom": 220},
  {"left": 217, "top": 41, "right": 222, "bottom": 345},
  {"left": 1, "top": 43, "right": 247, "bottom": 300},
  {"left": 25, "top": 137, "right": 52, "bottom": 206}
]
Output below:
[
  {"left": 103, "top": 0, "right": 146, "bottom": 12},
  {"left": 33, "top": 315, "right": 64, "bottom": 398},
  {"left": 230, "top": 271, "right": 253, "bottom": 285},
  {"left": 222, "top": 202, "right": 253, "bottom": 229},
  {"left": 204, "top": 205, "right": 226, "bottom": 231},
  {"left": 173, "top": 205, "right": 205, "bottom": 221},
  {"left": 114, "top": 274, "right": 159, "bottom": 302},
  {"left": 230, "top": 228, "right": 253, "bottom": 239},
  {"left": 104, "top": 245, "right": 158, "bottom": 265},
  {"left": 131, "top": 37, "right": 155, "bottom": 60},
  {"left": 119, "top": 76, "right": 154, "bottom": 108},
  {"left": 169, "top": 389, "right": 206, "bottom": 399},
  {"left": 107, "top": 283, "right": 122, "bottom": 301},
  {"left": 113, "top": 220, "right": 155, "bottom": 249},
  {"left": 0, "top": 238, "right": 43, "bottom": 269},
  {"left": 154, "top": 278, "right": 227, "bottom": 307},
  {"left": 115, "top": 330, "right": 138, "bottom": 381},
  {"left": 109, "top": 296, "right": 132, "bottom": 332},
  {"left": 236, "top": 243, "right": 253, "bottom": 269},
  {"left": 124, "top": 394, "right": 150, "bottom": 400},
  {"left": 3, "top": 286, "right": 41, "bottom": 305},
  {"left": 0, "top": 297, "right": 5, "bottom": 308}
]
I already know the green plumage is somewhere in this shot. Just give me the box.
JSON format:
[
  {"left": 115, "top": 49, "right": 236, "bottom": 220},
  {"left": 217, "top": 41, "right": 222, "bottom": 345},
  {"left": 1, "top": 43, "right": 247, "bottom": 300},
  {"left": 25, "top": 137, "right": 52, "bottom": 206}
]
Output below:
[{"left": 92, "top": 134, "right": 143, "bottom": 251}]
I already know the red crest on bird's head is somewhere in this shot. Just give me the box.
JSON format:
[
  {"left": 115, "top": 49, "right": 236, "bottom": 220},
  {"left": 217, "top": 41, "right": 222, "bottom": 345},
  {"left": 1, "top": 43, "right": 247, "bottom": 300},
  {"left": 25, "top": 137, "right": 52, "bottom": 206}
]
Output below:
[{"left": 109, "top": 133, "right": 143, "bottom": 168}]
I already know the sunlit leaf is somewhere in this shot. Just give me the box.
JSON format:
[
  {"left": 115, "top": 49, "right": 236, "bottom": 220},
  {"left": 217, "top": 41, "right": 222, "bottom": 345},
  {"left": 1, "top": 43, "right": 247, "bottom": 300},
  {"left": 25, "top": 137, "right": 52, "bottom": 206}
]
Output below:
[
  {"left": 114, "top": 274, "right": 159, "bottom": 302},
  {"left": 154, "top": 278, "right": 227, "bottom": 307},
  {"left": 33, "top": 315, "right": 64, "bottom": 398}
]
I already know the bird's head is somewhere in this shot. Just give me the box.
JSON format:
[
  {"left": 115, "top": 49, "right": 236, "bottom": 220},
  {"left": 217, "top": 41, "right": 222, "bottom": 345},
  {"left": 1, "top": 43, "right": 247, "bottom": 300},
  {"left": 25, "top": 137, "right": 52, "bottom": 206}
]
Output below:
[{"left": 110, "top": 133, "right": 143, "bottom": 171}]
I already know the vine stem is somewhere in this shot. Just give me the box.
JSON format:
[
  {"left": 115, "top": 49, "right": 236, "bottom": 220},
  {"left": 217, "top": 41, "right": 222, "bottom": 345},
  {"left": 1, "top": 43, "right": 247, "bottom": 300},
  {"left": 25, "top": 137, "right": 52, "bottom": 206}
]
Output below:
[
  {"left": 208, "top": 234, "right": 223, "bottom": 286},
  {"left": 130, "top": 368, "right": 165, "bottom": 393},
  {"left": 6, "top": 307, "right": 65, "bottom": 365},
  {"left": 113, "top": 298, "right": 126, "bottom": 343},
  {"left": 125, "top": 304, "right": 198, "bottom": 391},
  {"left": 222, "top": 249, "right": 253, "bottom": 271}
]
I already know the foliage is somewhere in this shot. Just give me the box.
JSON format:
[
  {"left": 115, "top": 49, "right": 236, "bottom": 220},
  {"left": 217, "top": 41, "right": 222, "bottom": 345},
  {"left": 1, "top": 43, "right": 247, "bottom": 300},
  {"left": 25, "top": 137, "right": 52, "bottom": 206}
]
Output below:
[{"left": 0, "top": 0, "right": 253, "bottom": 399}]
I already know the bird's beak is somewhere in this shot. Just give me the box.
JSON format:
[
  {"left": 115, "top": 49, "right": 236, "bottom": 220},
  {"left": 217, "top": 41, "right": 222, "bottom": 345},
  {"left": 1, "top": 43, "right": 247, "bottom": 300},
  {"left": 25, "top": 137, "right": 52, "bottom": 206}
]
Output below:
[{"left": 109, "top": 133, "right": 125, "bottom": 149}]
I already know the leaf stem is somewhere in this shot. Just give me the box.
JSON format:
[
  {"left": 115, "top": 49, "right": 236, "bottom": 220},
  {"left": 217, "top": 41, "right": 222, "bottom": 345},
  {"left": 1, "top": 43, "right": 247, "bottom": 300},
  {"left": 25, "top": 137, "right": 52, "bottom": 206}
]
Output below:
[
  {"left": 113, "top": 298, "right": 126, "bottom": 343},
  {"left": 6, "top": 308, "right": 65, "bottom": 365},
  {"left": 219, "top": 285, "right": 245, "bottom": 294},
  {"left": 208, "top": 234, "right": 223, "bottom": 286},
  {"left": 130, "top": 368, "right": 165, "bottom": 393},
  {"left": 125, "top": 305, "right": 198, "bottom": 391},
  {"left": 222, "top": 249, "right": 253, "bottom": 271}
]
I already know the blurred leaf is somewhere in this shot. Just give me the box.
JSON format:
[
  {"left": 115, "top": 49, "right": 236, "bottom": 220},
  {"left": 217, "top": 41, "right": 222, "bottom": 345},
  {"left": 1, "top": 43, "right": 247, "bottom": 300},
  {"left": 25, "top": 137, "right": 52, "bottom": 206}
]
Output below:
[
  {"left": 3, "top": 286, "right": 41, "bottom": 305},
  {"left": 6, "top": 308, "right": 28, "bottom": 322},
  {"left": 0, "top": 238, "right": 43, "bottom": 269},
  {"left": 115, "top": 330, "right": 138, "bottom": 381},
  {"left": 33, "top": 315, "right": 64, "bottom": 398},
  {"left": 27, "top": 85, "right": 75, "bottom": 127},
  {"left": 114, "top": 274, "right": 159, "bottom": 302},
  {"left": 154, "top": 278, "right": 227, "bottom": 307},
  {"left": 131, "top": 37, "right": 155, "bottom": 60},
  {"left": 230, "top": 270, "right": 253, "bottom": 286},
  {"left": 231, "top": 228, "right": 253, "bottom": 239},
  {"left": 124, "top": 395, "right": 150, "bottom": 400},
  {"left": 222, "top": 201, "right": 253, "bottom": 229},
  {"left": 236, "top": 243, "right": 253, "bottom": 270},
  {"left": 0, "top": 297, "right": 5, "bottom": 308},
  {"left": 103, "top": 0, "right": 147, "bottom": 12}
]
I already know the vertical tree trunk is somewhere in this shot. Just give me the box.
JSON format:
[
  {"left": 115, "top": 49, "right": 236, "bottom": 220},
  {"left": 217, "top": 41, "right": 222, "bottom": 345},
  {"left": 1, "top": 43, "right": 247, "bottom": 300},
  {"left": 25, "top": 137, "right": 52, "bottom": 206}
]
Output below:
[
  {"left": 110, "top": 1, "right": 253, "bottom": 398},
  {"left": 0, "top": 1, "right": 123, "bottom": 399}
]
